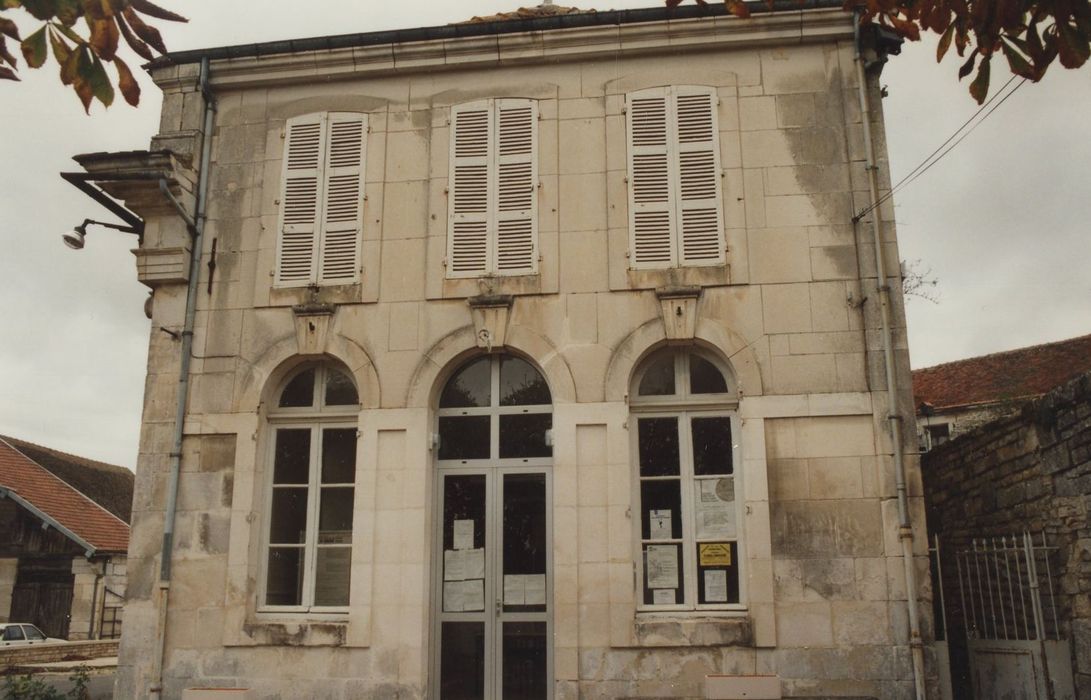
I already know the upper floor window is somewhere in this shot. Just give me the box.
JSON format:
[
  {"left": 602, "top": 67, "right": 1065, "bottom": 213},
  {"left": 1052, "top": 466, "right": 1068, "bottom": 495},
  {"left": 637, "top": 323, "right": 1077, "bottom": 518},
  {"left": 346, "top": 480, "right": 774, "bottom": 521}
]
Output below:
[
  {"left": 263, "top": 363, "right": 360, "bottom": 612},
  {"left": 630, "top": 348, "right": 742, "bottom": 611},
  {"left": 447, "top": 99, "right": 539, "bottom": 278},
  {"left": 626, "top": 86, "right": 725, "bottom": 269},
  {"left": 275, "top": 112, "right": 367, "bottom": 287}
]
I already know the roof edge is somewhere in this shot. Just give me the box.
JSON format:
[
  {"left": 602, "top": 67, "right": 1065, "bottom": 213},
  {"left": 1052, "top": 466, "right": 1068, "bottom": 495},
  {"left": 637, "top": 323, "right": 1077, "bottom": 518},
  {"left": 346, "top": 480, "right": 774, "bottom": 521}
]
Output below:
[
  {"left": 149, "top": 0, "right": 846, "bottom": 68},
  {"left": 0, "top": 487, "right": 98, "bottom": 556}
]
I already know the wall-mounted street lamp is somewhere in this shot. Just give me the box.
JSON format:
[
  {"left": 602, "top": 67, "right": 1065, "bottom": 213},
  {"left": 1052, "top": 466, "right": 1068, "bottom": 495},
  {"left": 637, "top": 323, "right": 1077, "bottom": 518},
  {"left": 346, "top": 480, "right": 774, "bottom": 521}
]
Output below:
[{"left": 61, "top": 218, "right": 142, "bottom": 250}]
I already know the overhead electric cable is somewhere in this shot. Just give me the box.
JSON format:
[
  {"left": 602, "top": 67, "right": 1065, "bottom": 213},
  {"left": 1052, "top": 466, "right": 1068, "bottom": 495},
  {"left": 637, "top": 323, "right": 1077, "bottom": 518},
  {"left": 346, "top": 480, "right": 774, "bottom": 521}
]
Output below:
[{"left": 854, "top": 75, "right": 1026, "bottom": 222}]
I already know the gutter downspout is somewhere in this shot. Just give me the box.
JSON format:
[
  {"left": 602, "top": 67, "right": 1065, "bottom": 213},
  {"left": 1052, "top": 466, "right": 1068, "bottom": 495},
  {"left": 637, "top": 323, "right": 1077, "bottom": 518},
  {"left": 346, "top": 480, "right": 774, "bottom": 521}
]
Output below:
[
  {"left": 852, "top": 13, "right": 927, "bottom": 700},
  {"left": 150, "top": 55, "right": 216, "bottom": 698}
]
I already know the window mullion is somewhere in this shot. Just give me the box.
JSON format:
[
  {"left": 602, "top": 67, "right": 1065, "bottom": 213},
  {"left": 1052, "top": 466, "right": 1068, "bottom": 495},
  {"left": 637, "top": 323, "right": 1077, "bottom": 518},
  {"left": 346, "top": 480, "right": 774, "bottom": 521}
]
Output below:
[
  {"left": 303, "top": 425, "right": 323, "bottom": 609},
  {"left": 678, "top": 411, "right": 697, "bottom": 608}
]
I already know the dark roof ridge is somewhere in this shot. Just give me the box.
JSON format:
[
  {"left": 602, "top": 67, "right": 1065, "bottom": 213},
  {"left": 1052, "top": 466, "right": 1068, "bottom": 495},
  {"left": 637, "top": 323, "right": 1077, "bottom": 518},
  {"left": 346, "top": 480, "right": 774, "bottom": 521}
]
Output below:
[
  {"left": 0, "top": 433, "right": 131, "bottom": 478},
  {"left": 913, "top": 331, "right": 1091, "bottom": 374},
  {"left": 0, "top": 436, "right": 130, "bottom": 531}
]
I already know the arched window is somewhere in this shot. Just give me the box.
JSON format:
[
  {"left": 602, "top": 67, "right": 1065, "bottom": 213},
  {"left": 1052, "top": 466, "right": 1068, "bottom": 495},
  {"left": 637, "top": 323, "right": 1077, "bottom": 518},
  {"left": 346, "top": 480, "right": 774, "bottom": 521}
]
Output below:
[
  {"left": 262, "top": 363, "right": 359, "bottom": 612},
  {"left": 630, "top": 348, "right": 742, "bottom": 610}
]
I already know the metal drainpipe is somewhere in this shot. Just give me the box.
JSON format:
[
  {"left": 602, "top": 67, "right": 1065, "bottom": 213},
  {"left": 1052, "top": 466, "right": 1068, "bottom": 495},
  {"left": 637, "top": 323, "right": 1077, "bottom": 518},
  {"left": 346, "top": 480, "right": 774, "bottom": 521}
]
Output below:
[
  {"left": 150, "top": 55, "right": 216, "bottom": 698},
  {"left": 852, "top": 13, "right": 927, "bottom": 700}
]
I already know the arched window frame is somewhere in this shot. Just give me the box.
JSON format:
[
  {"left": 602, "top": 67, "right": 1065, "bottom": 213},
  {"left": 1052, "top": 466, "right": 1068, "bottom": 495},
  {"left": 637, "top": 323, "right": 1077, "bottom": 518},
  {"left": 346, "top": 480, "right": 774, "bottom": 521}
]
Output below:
[
  {"left": 259, "top": 363, "right": 361, "bottom": 615},
  {"left": 628, "top": 347, "right": 745, "bottom": 613}
]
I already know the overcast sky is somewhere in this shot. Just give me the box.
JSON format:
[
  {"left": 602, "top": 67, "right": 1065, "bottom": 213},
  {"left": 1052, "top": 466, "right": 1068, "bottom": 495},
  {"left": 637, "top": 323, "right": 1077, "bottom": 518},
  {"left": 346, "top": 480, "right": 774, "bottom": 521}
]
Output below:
[{"left": 1, "top": 1, "right": 1088, "bottom": 468}]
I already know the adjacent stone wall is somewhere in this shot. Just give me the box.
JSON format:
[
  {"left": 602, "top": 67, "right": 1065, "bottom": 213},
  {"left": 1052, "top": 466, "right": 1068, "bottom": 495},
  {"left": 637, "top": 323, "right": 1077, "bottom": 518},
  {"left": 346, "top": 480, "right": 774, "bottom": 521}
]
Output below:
[{"left": 922, "top": 371, "right": 1091, "bottom": 698}]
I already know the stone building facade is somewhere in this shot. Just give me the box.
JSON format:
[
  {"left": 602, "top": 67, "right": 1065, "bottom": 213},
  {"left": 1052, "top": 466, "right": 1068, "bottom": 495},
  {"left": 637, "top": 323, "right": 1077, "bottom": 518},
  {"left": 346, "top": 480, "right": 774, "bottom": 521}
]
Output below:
[
  {"left": 922, "top": 371, "right": 1091, "bottom": 698},
  {"left": 77, "top": 4, "right": 930, "bottom": 698}
]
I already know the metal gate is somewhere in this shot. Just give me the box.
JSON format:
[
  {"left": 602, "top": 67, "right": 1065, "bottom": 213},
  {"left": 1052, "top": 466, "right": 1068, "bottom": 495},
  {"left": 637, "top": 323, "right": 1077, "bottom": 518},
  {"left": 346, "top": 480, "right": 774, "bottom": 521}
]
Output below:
[{"left": 932, "top": 533, "right": 1076, "bottom": 700}]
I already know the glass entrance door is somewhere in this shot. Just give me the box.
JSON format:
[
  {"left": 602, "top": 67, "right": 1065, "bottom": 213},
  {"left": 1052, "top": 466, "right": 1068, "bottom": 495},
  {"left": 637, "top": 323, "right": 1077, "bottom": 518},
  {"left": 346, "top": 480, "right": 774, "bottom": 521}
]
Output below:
[
  {"left": 436, "top": 469, "right": 550, "bottom": 700},
  {"left": 433, "top": 354, "right": 553, "bottom": 700}
]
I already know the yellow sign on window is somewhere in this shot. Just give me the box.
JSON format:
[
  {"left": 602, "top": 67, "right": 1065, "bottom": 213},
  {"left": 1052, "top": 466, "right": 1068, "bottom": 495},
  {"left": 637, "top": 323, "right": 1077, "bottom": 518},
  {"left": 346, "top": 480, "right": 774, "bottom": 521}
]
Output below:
[{"left": 698, "top": 543, "right": 732, "bottom": 566}]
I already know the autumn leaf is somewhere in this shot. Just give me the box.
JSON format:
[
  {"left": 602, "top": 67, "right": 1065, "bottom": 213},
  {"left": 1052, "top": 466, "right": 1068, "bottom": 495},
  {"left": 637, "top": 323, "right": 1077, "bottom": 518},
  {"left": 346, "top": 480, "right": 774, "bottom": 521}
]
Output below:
[
  {"left": 20, "top": 24, "right": 46, "bottom": 68},
  {"left": 958, "top": 48, "right": 978, "bottom": 79},
  {"left": 1000, "top": 36, "right": 1035, "bottom": 79},
  {"left": 725, "top": 0, "right": 750, "bottom": 19},
  {"left": 53, "top": 0, "right": 80, "bottom": 25},
  {"left": 0, "top": 35, "right": 17, "bottom": 67},
  {"left": 969, "top": 54, "right": 991, "bottom": 103},
  {"left": 130, "top": 0, "right": 188, "bottom": 23},
  {"left": 114, "top": 53, "right": 138, "bottom": 105},
  {"left": 121, "top": 6, "right": 166, "bottom": 54},
  {"left": 1055, "top": 21, "right": 1090, "bottom": 69},
  {"left": 0, "top": 64, "right": 18, "bottom": 80},
  {"left": 0, "top": 15, "right": 21, "bottom": 40},
  {"left": 936, "top": 21, "right": 955, "bottom": 61},
  {"left": 88, "top": 16, "right": 118, "bottom": 60},
  {"left": 116, "top": 11, "right": 153, "bottom": 61}
]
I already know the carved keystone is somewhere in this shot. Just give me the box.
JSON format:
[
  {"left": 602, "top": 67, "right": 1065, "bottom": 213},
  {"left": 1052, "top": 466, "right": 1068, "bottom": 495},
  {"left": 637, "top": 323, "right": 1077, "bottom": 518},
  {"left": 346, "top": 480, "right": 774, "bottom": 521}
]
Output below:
[
  {"left": 467, "top": 294, "right": 514, "bottom": 352},
  {"left": 292, "top": 302, "right": 335, "bottom": 356},
  {"left": 656, "top": 286, "right": 701, "bottom": 342}
]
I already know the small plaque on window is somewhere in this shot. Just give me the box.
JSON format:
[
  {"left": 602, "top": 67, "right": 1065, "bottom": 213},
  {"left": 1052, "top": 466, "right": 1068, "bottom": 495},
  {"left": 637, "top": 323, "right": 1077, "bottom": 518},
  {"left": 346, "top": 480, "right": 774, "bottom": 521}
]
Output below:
[{"left": 649, "top": 510, "right": 672, "bottom": 540}]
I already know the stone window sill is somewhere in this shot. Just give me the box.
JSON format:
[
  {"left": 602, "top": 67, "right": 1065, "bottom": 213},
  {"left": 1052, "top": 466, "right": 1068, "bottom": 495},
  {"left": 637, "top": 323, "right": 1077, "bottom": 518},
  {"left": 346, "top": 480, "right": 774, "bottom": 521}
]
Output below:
[
  {"left": 632, "top": 615, "right": 751, "bottom": 647},
  {"left": 234, "top": 620, "right": 348, "bottom": 647}
]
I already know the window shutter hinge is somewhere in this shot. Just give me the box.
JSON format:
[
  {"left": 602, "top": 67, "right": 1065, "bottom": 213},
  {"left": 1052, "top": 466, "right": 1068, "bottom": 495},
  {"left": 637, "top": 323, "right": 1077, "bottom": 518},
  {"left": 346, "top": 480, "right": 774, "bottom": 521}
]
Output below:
[
  {"left": 624, "top": 250, "right": 631, "bottom": 258},
  {"left": 430, "top": 433, "right": 440, "bottom": 451},
  {"left": 279, "top": 130, "right": 285, "bottom": 139},
  {"left": 367, "top": 125, "right": 372, "bottom": 133},
  {"left": 623, "top": 176, "right": 629, "bottom": 184},
  {"left": 444, "top": 187, "right": 450, "bottom": 194},
  {"left": 622, "top": 106, "right": 627, "bottom": 114},
  {"left": 442, "top": 258, "right": 448, "bottom": 267}
]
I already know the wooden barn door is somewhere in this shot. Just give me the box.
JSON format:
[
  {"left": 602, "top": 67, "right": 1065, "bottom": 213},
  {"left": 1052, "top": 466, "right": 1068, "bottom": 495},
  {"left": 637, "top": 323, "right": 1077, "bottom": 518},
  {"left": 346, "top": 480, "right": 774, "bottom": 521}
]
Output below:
[{"left": 11, "top": 558, "right": 74, "bottom": 639}]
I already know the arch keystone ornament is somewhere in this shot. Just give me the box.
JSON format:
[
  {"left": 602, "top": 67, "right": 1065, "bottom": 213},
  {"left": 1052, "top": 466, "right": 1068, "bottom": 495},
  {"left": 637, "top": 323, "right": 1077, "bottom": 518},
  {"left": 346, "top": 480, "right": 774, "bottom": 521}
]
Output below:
[
  {"left": 656, "top": 285, "right": 701, "bottom": 342},
  {"left": 467, "top": 293, "right": 513, "bottom": 352},
  {"left": 292, "top": 300, "right": 336, "bottom": 355}
]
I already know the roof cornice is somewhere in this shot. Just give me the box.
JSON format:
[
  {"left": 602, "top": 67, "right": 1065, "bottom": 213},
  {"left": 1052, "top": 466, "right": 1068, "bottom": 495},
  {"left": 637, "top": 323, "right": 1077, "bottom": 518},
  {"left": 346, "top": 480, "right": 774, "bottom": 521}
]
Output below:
[{"left": 151, "top": 7, "right": 852, "bottom": 92}]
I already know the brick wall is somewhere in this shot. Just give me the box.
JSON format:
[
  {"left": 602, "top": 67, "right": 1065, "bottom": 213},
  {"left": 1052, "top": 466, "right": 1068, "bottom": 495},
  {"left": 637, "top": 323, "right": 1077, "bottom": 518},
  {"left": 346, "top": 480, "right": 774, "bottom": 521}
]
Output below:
[
  {"left": 922, "top": 371, "right": 1091, "bottom": 698},
  {"left": 0, "top": 640, "right": 118, "bottom": 671}
]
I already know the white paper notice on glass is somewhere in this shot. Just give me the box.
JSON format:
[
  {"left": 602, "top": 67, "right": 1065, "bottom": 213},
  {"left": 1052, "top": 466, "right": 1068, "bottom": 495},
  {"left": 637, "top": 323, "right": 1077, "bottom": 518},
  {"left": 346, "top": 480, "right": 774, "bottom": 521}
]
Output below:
[
  {"left": 704, "top": 569, "right": 728, "bottom": 603},
  {"left": 464, "top": 548, "right": 485, "bottom": 579},
  {"left": 443, "top": 581, "right": 465, "bottom": 611},
  {"left": 652, "top": 589, "right": 675, "bottom": 605},
  {"left": 695, "top": 479, "right": 736, "bottom": 539},
  {"left": 649, "top": 509, "right": 673, "bottom": 540},
  {"left": 462, "top": 579, "right": 485, "bottom": 612},
  {"left": 525, "top": 574, "right": 546, "bottom": 605},
  {"left": 443, "top": 550, "right": 465, "bottom": 581},
  {"left": 453, "top": 519, "right": 475, "bottom": 550},
  {"left": 645, "top": 544, "right": 679, "bottom": 589},
  {"left": 504, "top": 575, "right": 525, "bottom": 605}
]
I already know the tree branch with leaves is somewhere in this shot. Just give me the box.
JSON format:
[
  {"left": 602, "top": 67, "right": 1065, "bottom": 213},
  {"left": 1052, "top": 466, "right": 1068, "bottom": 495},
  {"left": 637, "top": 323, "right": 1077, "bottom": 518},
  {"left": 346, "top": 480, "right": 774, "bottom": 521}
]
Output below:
[
  {"left": 666, "top": 0, "right": 1090, "bottom": 103},
  {"left": 0, "top": 0, "right": 186, "bottom": 111}
]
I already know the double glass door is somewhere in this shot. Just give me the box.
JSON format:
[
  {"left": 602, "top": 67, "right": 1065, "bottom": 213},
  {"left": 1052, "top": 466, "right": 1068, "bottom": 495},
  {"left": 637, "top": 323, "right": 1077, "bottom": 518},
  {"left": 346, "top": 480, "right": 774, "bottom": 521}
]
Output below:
[{"left": 435, "top": 468, "right": 551, "bottom": 700}]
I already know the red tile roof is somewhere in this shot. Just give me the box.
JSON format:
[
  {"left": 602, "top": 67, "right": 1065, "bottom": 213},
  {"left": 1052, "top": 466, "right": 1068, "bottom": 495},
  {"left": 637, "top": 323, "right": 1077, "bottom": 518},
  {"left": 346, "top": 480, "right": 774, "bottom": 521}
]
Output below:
[
  {"left": 912, "top": 333, "right": 1091, "bottom": 411},
  {"left": 0, "top": 437, "right": 130, "bottom": 553}
]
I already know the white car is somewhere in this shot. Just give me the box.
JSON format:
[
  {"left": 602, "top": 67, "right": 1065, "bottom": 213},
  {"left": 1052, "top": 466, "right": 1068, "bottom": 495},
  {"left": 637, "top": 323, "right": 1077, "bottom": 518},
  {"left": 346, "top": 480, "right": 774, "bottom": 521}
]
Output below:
[{"left": 0, "top": 623, "right": 65, "bottom": 646}]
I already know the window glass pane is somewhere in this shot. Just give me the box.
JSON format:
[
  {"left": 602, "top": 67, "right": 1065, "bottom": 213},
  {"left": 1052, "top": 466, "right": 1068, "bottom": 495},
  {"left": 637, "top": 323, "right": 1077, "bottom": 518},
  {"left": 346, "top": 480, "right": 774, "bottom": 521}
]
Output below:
[
  {"left": 502, "top": 621, "right": 548, "bottom": 699},
  {"left": 637, "top": 417, "right": 679, "bottom": 476},
  {"left": 696, "top": 541, "right": 739, "bottom": 604},
  {"left": 638, "top": 352, "right": 675, "bottom": 396},
  {"left": 324, "top": 368, "right": 359, "bottom": 406},
  {"left": 438, "top": 416, "right": 490, "bottom": 460},
  {"left": 266, "top": 547, "right": 303, "bottom": 606},
  {"left": 499, "top": 413, "right": 552, "bottom": 459},
  {"left": 642, "top": 543, "right": 682, "bottom": 605},
  {"left": 23, "top": 626, "right": 44, "bottom": 641},
  {"left": 502, "top": 474, "right": 547, "bottom": 613},
  {"left": 691, "top": 416, "right": 733, "bottom": 475},
  {"left": 443, "top": 474, "right": 486, "bottom": 551},
  {"left": 269, "top": 488, "right": 308, "bottom": 544},
  {"left": 3, "top": 626, "right": 25, "bottom": 641},
  {"left": 639, "top": 479, "right": 681, "bottom": 540},
  {"left": 441, "top": 622, "right": 485, "bottom": 699},
  {"left": 273, "top": 429, "right": 310, "bottom": 484},
  {"left": 689, "top": 354, "right": 728, "bottom": 394},
  {"left": 694, "top": 477, "right": 736, "bottom": 539},
  {"left": 279, "top": 367, "right": 316, "bottom": 407},
  {"left": 499, "top": 356, "right": 550, "bottom": 406},
  {"left": 321, "top": 428, "right": 356, "bottom": 483},
  {"left": 439, "top": 357, "right": 491, "bottom": 408},
  {"left": 313, "top": 547, "right": 351, "bottom": 606},
  {"left": 319, "top": 487, "right": 354, "bottom": 542}
]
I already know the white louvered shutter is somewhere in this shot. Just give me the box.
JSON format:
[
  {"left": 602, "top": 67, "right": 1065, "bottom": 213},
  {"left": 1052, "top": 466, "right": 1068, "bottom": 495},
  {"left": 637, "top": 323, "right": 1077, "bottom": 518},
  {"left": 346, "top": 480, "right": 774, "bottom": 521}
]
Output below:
[
  {"left": 277, "top": 114, "right": 324, "bottom": 285},
  {"left": 674, "top": 87, "right": 724, "bottom": 265},
  {"left": 318, "top": 113, "right": 366, "bottom": 284},
  {"left": 448, "top": 102, "right": 492, "bottom": 278},
  {"left": 627, "top": 88, "right": 676, "bottom": 269},
  {"left": 494, "top": 99, "right": 538, "bottom": 275}
]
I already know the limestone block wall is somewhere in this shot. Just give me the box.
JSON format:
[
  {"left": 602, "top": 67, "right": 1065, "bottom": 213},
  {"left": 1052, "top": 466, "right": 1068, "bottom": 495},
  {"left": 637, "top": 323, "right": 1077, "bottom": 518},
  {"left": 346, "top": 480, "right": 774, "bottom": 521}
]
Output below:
[
  {"left": 923, "top": 372, "right": 1091, "bottom": 698},
  {"left": 0, "top": 557, "right": 16, "bottom": 622},
  {"left": 69, "top": 555, "right": 128, "bottom": 641},
  {"left": 113, "top": 11, "right": 928, "bottom": 699}
]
